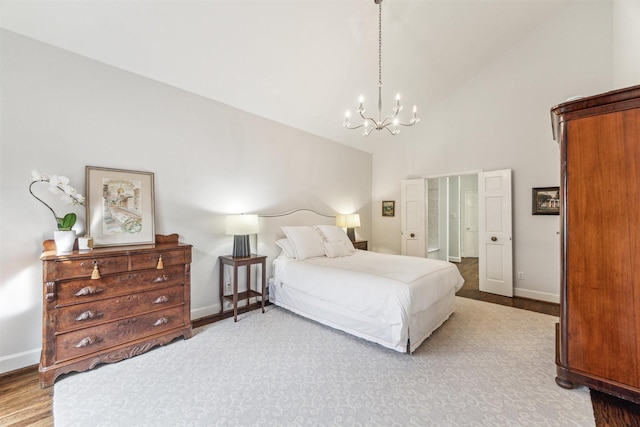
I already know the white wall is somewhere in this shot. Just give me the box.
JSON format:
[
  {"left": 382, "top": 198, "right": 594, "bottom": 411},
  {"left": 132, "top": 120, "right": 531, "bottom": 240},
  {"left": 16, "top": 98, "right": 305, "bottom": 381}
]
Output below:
[
  {"left": 0, "top": 30, "right": 372, "bottom": 373},
  {"left": 369, "top": 1, "right": 613, "bottom": 302},
  {"left": 612, "top": 0, "right": 640, "bottom": 88}
]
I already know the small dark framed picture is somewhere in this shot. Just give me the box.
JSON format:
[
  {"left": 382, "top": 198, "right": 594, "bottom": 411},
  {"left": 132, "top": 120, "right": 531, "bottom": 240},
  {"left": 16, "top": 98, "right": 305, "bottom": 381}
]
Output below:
[
  {"left": 532, "top": 187, "right": 560, "bottom": 215},
  {"left": 382, "top": 200, "right": 395, "bottom": 217}
]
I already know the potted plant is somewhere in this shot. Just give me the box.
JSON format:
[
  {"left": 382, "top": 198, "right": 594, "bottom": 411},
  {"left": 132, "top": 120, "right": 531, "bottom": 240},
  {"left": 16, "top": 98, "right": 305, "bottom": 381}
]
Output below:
[{"left": 29, "top": 170, "right": 85, "bottom": 254}]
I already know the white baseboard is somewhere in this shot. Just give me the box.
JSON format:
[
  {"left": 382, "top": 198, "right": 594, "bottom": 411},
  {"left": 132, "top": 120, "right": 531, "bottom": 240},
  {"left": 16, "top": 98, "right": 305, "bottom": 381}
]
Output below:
[
  {"left": 449, "top": 256, "right": 462, "bottom": 263},
  {"left": 191, "top": 304, "right": 221, "bottom": 321},
  {"left": 0, "top": 348, "right": 40, "bottom": 375},
  {"left": 514, "top": 288, "right": 559, "bottom": 304}
]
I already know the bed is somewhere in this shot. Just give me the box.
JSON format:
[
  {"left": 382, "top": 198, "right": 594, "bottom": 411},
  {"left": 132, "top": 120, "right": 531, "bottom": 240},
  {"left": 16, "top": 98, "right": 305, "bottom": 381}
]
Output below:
[{"left": 269, "top": 224, "right": 464, "bottom": 353}]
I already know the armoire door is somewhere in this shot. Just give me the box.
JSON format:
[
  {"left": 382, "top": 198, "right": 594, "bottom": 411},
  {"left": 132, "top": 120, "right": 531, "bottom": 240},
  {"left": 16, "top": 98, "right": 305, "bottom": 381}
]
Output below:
[{"left": 565, "top": 109, "right": 640, "bottom": 388}]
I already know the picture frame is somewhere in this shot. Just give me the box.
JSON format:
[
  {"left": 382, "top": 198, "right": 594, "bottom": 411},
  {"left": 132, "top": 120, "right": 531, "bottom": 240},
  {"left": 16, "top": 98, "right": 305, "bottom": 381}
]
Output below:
[
  {"left": 532, "top": 187, "right": 560, "bottom": 215},
  {"left": 382, "top": 200, "right": 395, "bottom": 217},
  {"left": 86, "top": 166, "right": 156, "bottom": 247}
]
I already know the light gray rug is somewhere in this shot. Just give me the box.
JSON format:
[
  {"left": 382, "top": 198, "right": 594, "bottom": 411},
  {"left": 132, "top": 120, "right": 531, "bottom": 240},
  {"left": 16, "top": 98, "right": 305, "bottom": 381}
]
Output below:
[{"left": 54, "top": 297, "right": 593, "bottom": 426}]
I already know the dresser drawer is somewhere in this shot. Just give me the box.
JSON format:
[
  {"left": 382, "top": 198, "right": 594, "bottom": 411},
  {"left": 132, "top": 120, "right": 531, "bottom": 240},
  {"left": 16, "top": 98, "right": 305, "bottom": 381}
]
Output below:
[
  {"left": 56, "top": 265, "right": 186, "bottom": 306},
  {"left": 55, "top": 285, "right": 185, "bottom": 333},
  {"left": 55, "top": 306, "right": 186, "bottom": 362},
  {"left": 44, "top": 256, "right": 129, "bottom": 281},
  {"left": 130, "top": 249, "right": 187, "bottom": 270}
]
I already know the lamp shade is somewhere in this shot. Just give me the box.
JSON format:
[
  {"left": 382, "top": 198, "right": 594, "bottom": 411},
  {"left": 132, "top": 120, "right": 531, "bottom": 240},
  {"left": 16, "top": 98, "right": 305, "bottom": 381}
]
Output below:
[
  {"left": 226, "top": 214, "right": 259, "bottom": 235},
  {"left": 335, "top": 213, "right": 360, "bottom": 228}
]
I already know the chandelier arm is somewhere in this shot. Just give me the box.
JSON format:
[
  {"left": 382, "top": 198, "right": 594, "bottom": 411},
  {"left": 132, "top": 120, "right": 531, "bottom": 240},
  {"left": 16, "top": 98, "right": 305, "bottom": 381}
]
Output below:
[
  {"left": 382, "top": 124, "right": 399, "bottom": 135},
  {"left": 398, "top": 119, "right": 420, "bottom": 127},
  {"left": 357, "top": 111, "right": 378, "bottom": 128},
  {"left": 344, "top": 122, "right": 365, "bottom": 130},
  {"left": 380, "top": 111, "right": 399, "bottom": 125}
]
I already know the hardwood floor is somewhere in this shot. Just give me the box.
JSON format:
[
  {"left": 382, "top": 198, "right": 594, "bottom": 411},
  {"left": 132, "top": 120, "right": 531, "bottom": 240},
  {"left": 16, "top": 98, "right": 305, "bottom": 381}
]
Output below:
[
  {"left": 455, "top": 257, "right": 559, "bottom": 315},
  {"left": 1, "top": 258, "right": 637, "bottom": 426},
  {"left": 0, "top": 366, "right": 52, "bottom": 427}
]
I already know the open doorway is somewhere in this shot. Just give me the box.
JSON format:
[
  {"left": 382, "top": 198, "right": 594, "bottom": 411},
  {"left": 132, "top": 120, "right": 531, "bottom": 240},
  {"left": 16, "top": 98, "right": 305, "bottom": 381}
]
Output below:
[{"left": 424, "top": 173, "right": 479, "bottom": 293}]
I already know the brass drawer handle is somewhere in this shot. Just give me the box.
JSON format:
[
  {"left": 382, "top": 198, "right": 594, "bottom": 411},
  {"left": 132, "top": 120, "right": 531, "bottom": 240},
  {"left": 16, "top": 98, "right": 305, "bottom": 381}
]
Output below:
[
  {"left": 75, "top": 286, "right": 104, "bottom": 297},
  {"left": 91, "top": 261, "right": 101, "bottom": 280},
  {"left": 75, "top": 310, "right": 104, "bottom": 322},
  {"left": 152, "top": 274, "right": 169, "bottom": 283},
  {"left": 153, "top": 317, "right": 168, "bottom": 326},
  {"left": 153, "top": 296, "right": 169, "bottom": 304},
  {"left": 74, "top": 336, "right": 103, "bottom": 348},
  {"left": 156, "top": 255, "right": 164, "bottom": 270}
]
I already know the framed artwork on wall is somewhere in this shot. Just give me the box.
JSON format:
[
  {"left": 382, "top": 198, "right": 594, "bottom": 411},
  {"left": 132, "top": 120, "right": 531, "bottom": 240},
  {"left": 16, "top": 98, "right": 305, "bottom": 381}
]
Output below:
[
  {"left": 532, "top": 187, "right": 560, "bottom": 215},
  {"left": 86, "top": 166, "right": 156, "bottom": 247},
  {"left": 382, "top": 200, "right": 395, "bottom": 217}
]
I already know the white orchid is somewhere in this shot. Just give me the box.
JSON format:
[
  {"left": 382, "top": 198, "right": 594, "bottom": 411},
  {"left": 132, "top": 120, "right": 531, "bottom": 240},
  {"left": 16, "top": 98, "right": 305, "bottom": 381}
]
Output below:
[{"left": 30, "top": 170, "right": 85, "bottom": 230}]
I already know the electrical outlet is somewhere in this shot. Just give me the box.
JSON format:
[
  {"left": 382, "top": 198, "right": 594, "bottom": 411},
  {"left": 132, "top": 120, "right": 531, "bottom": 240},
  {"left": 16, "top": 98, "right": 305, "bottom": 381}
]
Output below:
[
  {"left": 225, "top": 282, "right": 231, "bottom": 293},
  {"left": 517, "top": 271, "right": 524, "bottom": 280}
]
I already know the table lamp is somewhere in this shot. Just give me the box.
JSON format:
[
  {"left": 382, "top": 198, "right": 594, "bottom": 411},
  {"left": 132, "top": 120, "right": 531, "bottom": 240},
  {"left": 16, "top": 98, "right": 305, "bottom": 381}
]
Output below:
[
  {"left": 226, "top": 214, "right": 259, "bottom": 257},
  {"left": 336, "top": 213, "right": 360, "bottom": 242}
]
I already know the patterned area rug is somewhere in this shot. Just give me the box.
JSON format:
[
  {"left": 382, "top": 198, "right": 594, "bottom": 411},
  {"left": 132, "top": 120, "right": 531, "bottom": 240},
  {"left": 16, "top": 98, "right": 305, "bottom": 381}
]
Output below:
[{"left": 54, "top": 297, "right": 593, "bottom": 426}]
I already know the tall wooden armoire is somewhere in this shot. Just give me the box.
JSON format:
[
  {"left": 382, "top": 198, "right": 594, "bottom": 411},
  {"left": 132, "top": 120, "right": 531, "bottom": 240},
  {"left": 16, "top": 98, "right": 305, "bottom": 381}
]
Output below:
[{"left": 551, "top": 85, "right": 640, "bottom": 403}]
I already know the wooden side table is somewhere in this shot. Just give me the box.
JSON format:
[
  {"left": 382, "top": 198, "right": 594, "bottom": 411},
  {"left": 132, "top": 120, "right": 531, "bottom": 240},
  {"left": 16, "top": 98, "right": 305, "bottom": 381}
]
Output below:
[
  {"left": 352, "top": 240, "right": 368, "bottom": 250},
  {"left": 219, "top": 254, "right": 267, "bottom": 322}
]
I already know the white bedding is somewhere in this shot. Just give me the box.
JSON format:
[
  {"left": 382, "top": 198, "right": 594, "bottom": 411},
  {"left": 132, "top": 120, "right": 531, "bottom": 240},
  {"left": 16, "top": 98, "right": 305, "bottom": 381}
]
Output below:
[{"left": 272, "top": 250, "right": 464, "bottom": 353}]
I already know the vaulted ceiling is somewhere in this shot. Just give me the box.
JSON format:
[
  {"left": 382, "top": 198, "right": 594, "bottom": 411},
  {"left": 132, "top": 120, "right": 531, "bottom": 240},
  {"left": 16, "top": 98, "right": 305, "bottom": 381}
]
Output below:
[{"left": 1, "top": 0, "right": 576, "bottom": 151}]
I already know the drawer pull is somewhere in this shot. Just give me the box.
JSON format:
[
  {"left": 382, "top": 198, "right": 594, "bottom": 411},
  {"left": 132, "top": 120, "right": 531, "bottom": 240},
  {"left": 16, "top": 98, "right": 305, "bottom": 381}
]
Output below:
[
  {"left": 152, "top": 274, "right": 169, "bottom": 283},
  {"left": 91, "top": 262, "right": 101, "bottom": 280},
  {"left": 75, "top": 310, "right": 104, "bottom": 321},
  {"left": 75, "top": 286, "right": 104, "bottom": 297},
  {"left": 153, "top": 296, "right": 169, "bottom": 304},
  {"left": 74, "top": 336, "right": 102, "bottom": 348},
  {"left": 156, "top": 255, "right": 164, "bottom": 270},
  {"left": 153, "top": 317, "right": 168, "bottom": 326}
]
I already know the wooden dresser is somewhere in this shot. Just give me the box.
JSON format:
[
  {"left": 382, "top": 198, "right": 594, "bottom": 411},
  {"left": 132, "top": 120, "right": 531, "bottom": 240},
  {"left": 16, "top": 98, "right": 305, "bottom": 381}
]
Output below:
[
  {"left": 551, "top": 85, "right": 640, "bottom": 403},
  {"left": 39, "top": 234, "right": 192, "bottom": 388}
]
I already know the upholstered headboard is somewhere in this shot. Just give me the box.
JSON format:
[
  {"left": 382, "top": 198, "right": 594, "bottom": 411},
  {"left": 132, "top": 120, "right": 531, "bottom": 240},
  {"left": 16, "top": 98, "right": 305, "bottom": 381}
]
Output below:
[{"left": 256, "top": 209, "right": 336, "bottom": 280}]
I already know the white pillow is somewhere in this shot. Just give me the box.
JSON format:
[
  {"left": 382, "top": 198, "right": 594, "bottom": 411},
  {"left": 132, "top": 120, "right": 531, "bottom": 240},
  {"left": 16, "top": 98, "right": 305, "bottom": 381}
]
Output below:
[
  {"left": 324, "top": 240, "right": 353, "bottom": 258},
  {"left": 281, "top": 226, "right": 325, "bottom": 260},
  {"left": 275, "top": 238, "right": 296, "bottom": 259},
  {"left": 314, "top": 225, "right": 356, "bottom": 253}
]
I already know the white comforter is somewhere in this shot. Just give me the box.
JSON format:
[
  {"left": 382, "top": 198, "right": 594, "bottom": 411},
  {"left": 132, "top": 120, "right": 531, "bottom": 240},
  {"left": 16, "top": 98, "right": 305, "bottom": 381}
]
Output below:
[{"left": 273, "top": 251, "right": 464, "bottom": 337}]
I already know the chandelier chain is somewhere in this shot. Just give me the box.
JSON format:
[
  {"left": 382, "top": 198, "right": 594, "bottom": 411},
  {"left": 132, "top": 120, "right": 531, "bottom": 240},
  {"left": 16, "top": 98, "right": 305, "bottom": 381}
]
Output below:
[{"left": 378, "top": 0, "right": 382, "bottom": 87}]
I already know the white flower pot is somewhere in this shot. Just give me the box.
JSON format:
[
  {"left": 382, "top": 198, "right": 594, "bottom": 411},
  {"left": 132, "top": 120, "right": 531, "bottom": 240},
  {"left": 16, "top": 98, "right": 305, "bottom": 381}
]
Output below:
[{"left": 54, "top": 230, "right": 76, "bottom": 254}]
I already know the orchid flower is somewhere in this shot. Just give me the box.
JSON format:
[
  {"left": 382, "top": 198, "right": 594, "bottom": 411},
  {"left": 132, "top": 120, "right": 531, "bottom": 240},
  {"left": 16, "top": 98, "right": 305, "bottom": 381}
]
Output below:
[{"left": 29, "top": 170, "right": 85, "bottom": 230}]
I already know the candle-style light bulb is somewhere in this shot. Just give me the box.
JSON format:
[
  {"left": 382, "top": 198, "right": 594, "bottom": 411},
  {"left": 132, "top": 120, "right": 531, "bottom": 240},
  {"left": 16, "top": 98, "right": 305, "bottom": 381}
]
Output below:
[
  {"left": 396, "top": 93, "right": 401, "bottom": 106},
  {"left": 358, "top": 95, "right": 364, "bottom": 110}
]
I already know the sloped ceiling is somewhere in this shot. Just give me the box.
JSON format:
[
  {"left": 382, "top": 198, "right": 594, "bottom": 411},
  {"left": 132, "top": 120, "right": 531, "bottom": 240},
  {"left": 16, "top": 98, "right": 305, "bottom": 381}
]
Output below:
[{"left": 1, "top": 0, "right": 574, "bottom": 151}]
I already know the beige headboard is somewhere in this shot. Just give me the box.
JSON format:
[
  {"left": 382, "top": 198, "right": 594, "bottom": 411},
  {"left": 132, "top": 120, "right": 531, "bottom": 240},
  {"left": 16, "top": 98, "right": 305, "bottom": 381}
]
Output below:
[{"left": 256, "top": 209, "right": 336, "bottom": 280}]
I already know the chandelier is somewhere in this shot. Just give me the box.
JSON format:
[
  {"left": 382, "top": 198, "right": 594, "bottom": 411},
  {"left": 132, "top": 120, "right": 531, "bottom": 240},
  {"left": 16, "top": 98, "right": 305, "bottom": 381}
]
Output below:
[{"left": 343, "top": 0, "right": 419, "bottom": 136}]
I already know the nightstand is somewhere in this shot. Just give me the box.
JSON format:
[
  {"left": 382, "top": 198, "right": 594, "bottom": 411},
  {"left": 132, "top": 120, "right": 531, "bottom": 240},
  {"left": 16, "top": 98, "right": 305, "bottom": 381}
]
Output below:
[
  {"left": 219, "top": 254, "right": 267, "bottom": 322},
  {"left": 352, "top": 240, "right": 368, "bottom": 250}
]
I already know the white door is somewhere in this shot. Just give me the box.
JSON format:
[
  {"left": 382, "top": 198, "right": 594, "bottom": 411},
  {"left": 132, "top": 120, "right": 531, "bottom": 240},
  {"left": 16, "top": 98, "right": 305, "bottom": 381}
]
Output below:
[
  {"left": 401, "top": 179, "right": 425, "bottom": 257},
  {"left": 478, "top": 169, "right": 513, "bottom": 297},
  {"left": 463, "top": 190, "right": 479, "bottom": 257}
]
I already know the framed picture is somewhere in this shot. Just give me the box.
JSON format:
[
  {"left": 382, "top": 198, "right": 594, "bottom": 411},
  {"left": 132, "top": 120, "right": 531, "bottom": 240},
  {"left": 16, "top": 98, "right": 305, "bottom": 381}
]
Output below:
[
  {"left": 86, "top": 166, "right": 156, "bottom": 247},
  {"left": 382, "top": 200, "right": 395, "bottom": 217},
  {"left": 532, "top": 187, "right": 560, "bottom": 215}
]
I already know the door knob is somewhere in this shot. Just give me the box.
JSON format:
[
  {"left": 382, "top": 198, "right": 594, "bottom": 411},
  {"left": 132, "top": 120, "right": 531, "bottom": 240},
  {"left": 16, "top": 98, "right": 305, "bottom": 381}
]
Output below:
[
  {"left": 491, "top": 236, "right": 498, "bottom": 242},
  {"left": 410, "top": 233, "right": 415, "bottom": 238}
]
